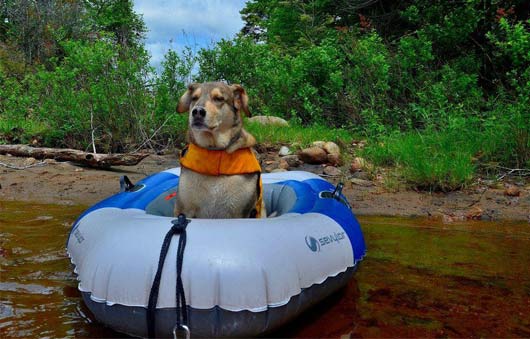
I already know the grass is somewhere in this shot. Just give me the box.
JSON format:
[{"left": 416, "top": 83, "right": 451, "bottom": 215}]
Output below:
[
  {"left": 245, "top": 119, "right": 355, "bottom": 148},
  {"left": 362, "top": 129, "right": 479, "bottom": 191},
  {"left": 0, "top": 118, "right": 50, "bottom": 144}
]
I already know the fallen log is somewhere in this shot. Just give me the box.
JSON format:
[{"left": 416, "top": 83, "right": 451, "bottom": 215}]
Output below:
[{"left": 0, "top": 144, "right": 149, "bottom": 168}]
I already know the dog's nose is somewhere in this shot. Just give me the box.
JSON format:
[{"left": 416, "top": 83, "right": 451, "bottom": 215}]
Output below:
[{"left": 192, "top": 107, "right": 206, "bottom": 118}]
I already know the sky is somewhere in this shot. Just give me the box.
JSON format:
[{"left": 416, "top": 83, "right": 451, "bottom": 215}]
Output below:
[{"left": 133, "top": 0, "right": 248, "bottom": 71}]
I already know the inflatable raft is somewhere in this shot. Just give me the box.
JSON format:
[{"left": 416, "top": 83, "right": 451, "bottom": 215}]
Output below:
[{"left": 67, "top": 169, "right": 366, "bottom": 338}]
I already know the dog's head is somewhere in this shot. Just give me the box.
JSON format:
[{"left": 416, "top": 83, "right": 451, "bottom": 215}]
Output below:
[{"left": 177, "top": 82, "right": 254, "bottom": 151}]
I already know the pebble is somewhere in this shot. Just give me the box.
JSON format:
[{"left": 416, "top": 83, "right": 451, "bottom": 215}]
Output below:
[
  {"left": 504, "top": 185, "right": 521, "bottom": 197},
  {"left": 323, "top": 166, "right": 341, "bottom": 176},
  {"left": 350, "top": 178, "right": 374, "bottom": 187},
  {"left": 466, "top": 206, "right": 483, "bottom": 220},
  {"left": 350, "top": 157, "right": 366, "bottom": 172},
  {"left": 278, "top": 159, "right": 290, "bottom": 170},
  {"left": 281, "top": 155, "right": 301, "bottom": 167},
  {"left": 278, "top": 146, "right": 291, "bottom": 156},
  {"left": 23, "top": 157, "right": 37, "bottom": 166}
]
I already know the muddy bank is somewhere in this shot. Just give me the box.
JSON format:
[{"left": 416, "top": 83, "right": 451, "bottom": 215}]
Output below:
[{"left": 1, "top": 153, "right": 529, "bottom": 222}]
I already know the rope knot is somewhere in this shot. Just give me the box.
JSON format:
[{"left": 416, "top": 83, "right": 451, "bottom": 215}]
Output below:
[{"left": 171, "top": 214, "right": 190, "bottom": 234}]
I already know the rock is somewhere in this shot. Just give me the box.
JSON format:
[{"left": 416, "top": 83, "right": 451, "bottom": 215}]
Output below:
[
  {"left": 327, "top": 153, "right": 342, "bottom": 166},
  {"left": 278, "top": 159, "right": 290, "bottom": 170},
  {"left": 311, "top": 141, "right": 326, "bottom": 149},
  {"left": 44, "top": 159, "right": 57, "bottom": 164},
  {"left": 278, "top": 146, "right": 291, "bottom": 156},
  {"left": 350, "top": 178, "right": 374, "bottom": 187},
  {"left": 23, "top": 157, "right": 37, "bottom": 166},
  {"left": 323, "top": 166, "right": 341, "bottom": 176},
  {"left": 271, "top": 168, "right": 287, "bottom": 173},
  {"left": 298, "top": 147, "right": 328, "bottom": 164},
  {"left": 247, "top": 115, "right": 289, "bottom": 126},
  {"left": 442, "top": 214, "right": 455, "bottom": 224},
  {"left": 504, "top": 185, "right": 521, "bottom": 197},
  {"left": 281, "top": 155, "right": 301, "bottom": 167},
  {"left": 352, "top": 140, "right": 367, "bottom": 149},
  {"left": 466, "top": 206, "right": 483, "bottom": 220},
  {"left": 351, "top": 171, "right": 370, "bottom": 180},
  {"left": 323, "top": 141, "right": 340, "bottom": 155},
  {"left": 350, "top": 157, "right": 366, "bottom": 172}
]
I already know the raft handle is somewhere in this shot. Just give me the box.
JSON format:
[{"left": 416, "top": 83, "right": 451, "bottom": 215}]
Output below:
[
  {"left": 332, "top": 182, "right": 344, "bottom": 200},
  {"left": 319, "top": 182, "right": 351, "bottom": 209},
  {"left": 119, "top": 175, "right": 145, "bottom": 193}
]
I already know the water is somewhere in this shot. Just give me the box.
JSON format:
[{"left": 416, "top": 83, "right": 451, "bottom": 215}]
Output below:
[{"left": 1, "top": 201, "right": 529, "bottom": 338}]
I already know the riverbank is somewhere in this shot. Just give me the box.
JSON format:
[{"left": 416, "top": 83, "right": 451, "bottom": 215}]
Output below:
[{"left": 1, "top": 153, "right": 529, "bottom": 222}]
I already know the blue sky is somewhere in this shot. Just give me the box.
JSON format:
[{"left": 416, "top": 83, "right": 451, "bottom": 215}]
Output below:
[{"left": 133, "top": 0, "right": 248, "bottom": 70}]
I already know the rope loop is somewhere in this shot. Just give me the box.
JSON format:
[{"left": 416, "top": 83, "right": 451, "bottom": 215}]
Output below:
[{"left": 147, "top": 214, "right": 190, "bottom": 338}]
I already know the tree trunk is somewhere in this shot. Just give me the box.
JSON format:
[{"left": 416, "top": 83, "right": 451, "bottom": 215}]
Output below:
[{"left": 0, "top": 145, "right": 149, "bottom": 168}]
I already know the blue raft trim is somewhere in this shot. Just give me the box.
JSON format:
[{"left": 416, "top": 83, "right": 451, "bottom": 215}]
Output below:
[{"left": 68, "top": 172, "right": 366, "bottom": 262}]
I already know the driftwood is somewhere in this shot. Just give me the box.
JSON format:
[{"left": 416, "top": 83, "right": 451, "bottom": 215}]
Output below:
[{"left": 0, "top": 144, "right": 149, "bottom": 168}]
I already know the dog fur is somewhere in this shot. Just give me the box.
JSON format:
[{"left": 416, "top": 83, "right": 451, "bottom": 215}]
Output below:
[{"left": 174, "top": 82, "right": 264, "bottom": 219}]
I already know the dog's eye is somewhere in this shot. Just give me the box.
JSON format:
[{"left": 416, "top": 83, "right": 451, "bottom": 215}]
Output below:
[
  {"left": 191, "top": 95, "right": 199, "bottom": 101},
  {"left": 214, "top": 96, "right": 224, "bottom": 102}
]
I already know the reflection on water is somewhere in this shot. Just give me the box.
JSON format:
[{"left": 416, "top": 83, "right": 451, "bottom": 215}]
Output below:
[{"left": 1, "top": 201, "right": 529, "bottom": 338}]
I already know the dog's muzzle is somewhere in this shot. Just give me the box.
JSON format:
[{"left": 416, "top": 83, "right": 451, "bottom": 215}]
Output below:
[{"left": 191, "top": 106, "right": 207, "bottom": 128}]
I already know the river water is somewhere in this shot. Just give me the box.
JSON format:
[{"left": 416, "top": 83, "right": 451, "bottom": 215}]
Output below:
[{"left": 1, "top": 200, "right": 529, "bottom": 338}]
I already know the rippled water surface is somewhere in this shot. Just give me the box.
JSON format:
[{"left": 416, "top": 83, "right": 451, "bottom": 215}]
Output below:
[{"left": 1, "top": 200, "right": 529, "bottom": 338}]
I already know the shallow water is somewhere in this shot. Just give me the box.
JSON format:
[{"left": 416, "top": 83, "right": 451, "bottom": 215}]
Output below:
[{"left": 1, "top": 200, "right": 529, "bottom": 338}]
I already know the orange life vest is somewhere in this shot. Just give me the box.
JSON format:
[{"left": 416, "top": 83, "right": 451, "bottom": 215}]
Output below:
[{"left": 179, "top": 143, "right": 263, "bottom": 217}]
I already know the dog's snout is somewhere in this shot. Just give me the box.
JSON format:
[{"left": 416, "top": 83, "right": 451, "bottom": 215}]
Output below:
[{"left": 192, "top": 106, "right": 206, "bottom": 118}]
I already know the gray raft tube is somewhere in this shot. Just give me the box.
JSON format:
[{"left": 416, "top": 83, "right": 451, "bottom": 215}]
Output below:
[
  {"left": 76, "top": 175, "right": 365, "bottom": 338},
  {"left": 83, "top": 266, "right": 357, "bottom": 338}
]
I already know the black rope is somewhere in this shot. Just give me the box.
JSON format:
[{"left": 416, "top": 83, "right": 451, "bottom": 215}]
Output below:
[{"left": 147, "top": 214, "right": 190, "bottom": 338}]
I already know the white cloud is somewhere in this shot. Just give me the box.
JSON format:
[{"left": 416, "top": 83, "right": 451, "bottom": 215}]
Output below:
[{"left": 133, "top": 0, "right": 246, "bottom": 70}]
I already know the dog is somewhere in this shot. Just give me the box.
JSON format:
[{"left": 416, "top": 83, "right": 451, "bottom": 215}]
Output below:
[{"left": 174, "top": 82, "right": 265, "bottom": 219}]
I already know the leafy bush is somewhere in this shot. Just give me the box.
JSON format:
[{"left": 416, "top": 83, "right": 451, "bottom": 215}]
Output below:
[{"left": 1, "top": 0, "right": 528, "bottom": 191}]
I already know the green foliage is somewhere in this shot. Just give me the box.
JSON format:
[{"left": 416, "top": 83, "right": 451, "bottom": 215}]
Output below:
[
  {"left": 1, "top": 0, "right": 529, "bottom": 191},
  {"left": 245, "top": 120, "right": 353, "bottom": 147},
  {"left": 362, "top": 129, "right": 478, "bottom": 191}
]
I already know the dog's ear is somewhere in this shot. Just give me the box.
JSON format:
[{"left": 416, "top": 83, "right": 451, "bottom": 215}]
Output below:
[
  {"left": 230, "top": 84, "right": 250, "bottom": 117},
  {"left": 177, "top": 83, "right": 199, "bottom": 113}
]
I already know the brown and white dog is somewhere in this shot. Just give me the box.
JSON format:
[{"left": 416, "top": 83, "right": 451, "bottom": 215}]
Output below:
[{"left": 174, "top": 82, "right": 265, "bottom": 219}]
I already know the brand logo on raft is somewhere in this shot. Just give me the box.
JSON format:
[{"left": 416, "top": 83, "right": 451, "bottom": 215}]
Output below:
[
  {"left": 305, "top": 232, "right": 346, "bottom": 252},
  {"left": 74, "top": 229, "right": 85, "bottom": 244},
  {"left": 305, "top": 236, "right": 320, "bottom": 252}
]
